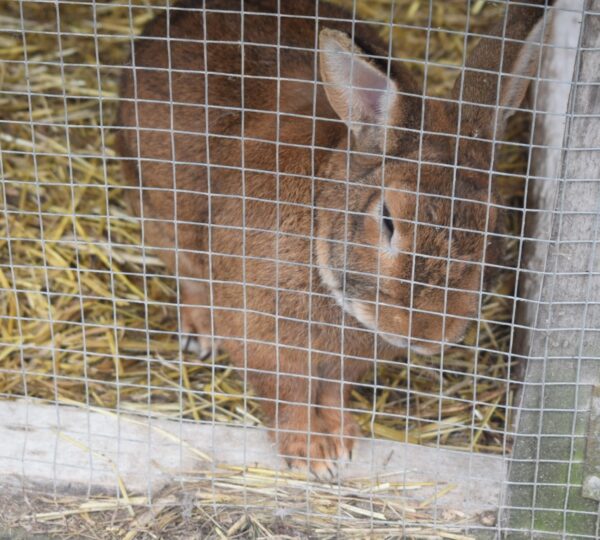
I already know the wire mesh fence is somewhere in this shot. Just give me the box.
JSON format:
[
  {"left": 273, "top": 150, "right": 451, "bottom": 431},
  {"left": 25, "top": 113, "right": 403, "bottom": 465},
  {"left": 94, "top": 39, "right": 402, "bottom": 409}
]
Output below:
[{"left": 0, "top": 0, "right": 598, "bottom": 538}]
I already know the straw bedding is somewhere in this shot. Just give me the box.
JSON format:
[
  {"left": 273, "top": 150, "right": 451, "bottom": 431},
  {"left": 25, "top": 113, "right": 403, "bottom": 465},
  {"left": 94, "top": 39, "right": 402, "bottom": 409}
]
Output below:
[{"left": 0, "top": 0, "right": 527, "bottom": 537}]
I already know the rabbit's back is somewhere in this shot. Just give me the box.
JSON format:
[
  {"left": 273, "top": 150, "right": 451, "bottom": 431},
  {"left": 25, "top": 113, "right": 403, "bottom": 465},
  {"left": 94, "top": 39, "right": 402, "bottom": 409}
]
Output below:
[
  {"left": 116, "top": 0, "right": 390, "bottom": 336},
  {"left": 116, "top": 0, "right": 391, "bottom": 300},
  {"left": 117, "top": 0, "right": 389, "bottom": 169}
]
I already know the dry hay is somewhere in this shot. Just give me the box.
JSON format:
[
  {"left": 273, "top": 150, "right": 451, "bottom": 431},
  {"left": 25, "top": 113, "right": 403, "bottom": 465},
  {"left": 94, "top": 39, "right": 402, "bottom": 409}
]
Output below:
[
  {"left": 1, "top": 470, "right": 495, "bottom": 540},
  {"left": 0, "top": 0, "right": 527, "bottom": 537}
]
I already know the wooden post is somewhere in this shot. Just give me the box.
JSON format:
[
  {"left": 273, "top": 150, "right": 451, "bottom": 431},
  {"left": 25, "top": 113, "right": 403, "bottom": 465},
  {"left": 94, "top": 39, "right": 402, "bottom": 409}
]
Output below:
[{"left": 503, "top": 1, "right": 600, "bottom": 536}]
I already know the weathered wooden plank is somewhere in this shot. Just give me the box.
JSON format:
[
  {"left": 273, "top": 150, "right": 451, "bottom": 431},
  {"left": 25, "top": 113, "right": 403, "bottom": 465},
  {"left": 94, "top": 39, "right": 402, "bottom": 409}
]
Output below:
[
  {"left": 0, "top": 398, "right": 505, "bottom": 520},
  {"left": 503, "top": 1, "right": 600, "bottom": 536}
]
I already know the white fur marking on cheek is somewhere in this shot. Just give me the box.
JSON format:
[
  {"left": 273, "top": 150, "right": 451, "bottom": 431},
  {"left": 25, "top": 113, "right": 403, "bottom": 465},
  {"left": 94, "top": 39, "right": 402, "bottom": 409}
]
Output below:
[
  {"left": 318, "top": 266, "right": 340, "bottom": 297},
  {"left": 317, "top": 240, "right": 409, "bottom": 345},
  {"left": 317, "top": 252, "right": 369, "bottom": 323},
  {"left": 351, "top": 302, "right": 410, "bottom": 350},
  {"left": 319, "top": 263, "right": 426, "bottom": 352},
  {"left": 318, "top": 264, "right": 359, "bottom": 317},
  {"left": 381, "top": 333, "right": 409, "bottom": 350},
  {"left": 410, "top": 344, "right": 437, "bottom": 356},
  {"left": 351, "top": 301, "right": 375, "bottom": 330},
  {"left": 316, "top": 245, "right": 349, "bottom": 312}
]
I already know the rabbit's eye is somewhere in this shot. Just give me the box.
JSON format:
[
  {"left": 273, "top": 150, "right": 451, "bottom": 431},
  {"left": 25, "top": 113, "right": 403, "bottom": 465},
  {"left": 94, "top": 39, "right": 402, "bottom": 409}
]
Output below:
[{"left": 382, "top": 204, "right": 394, "bottom": 238}]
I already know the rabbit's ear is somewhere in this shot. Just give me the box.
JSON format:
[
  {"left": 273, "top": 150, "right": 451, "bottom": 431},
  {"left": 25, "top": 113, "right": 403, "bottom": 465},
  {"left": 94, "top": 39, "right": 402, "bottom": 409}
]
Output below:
[
  {"left": 497, "top": 18, "right": 546, "bottom": 121},
  {"left": 452, "top": 2, "right": 551, "bottom": 142},
  {"left": 319, "top": 29, "right": 398, "bottom": 139}
]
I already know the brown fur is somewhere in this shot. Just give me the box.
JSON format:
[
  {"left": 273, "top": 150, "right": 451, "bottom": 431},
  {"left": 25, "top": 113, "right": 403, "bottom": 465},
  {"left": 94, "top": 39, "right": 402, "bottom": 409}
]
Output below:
[{"left": 117, "top": 0, "right": 553, "bottom": 475}]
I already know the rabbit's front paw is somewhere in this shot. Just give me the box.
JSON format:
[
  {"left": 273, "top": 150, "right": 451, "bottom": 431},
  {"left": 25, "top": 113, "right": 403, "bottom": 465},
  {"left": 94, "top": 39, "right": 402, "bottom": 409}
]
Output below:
[
  {"left": 181, "top": 304, "right": 217, "bottom": 360},
  {"left": 276, "top": 412, "right": 358, "bottom": 480},
  {"left": 179, "top": 333, "right": 214, "bottom": 360}
]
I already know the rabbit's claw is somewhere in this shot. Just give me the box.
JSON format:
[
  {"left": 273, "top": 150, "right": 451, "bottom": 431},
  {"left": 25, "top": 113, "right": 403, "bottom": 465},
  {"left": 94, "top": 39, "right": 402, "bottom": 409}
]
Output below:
[
  {"left": 277, "top": 412, "right": 358, "bottom": 480},
  {"left": 181, "top": 305, "right": 217, "bottom": 360},
  {"left": 180, "top": 334, "right": 214, "bottom": 360}
]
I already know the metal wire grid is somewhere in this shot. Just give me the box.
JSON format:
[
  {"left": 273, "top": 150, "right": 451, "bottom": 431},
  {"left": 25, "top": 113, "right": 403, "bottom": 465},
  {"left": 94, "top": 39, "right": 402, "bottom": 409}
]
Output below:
[{"left": 0, "top": 0, "right": 596, "bottom": 536}]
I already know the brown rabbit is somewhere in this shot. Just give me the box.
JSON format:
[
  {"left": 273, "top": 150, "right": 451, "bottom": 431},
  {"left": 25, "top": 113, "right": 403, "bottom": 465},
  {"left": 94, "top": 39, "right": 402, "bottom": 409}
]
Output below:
[{"left": 117, "top": 0, "right": 552, "bottom": 476}]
